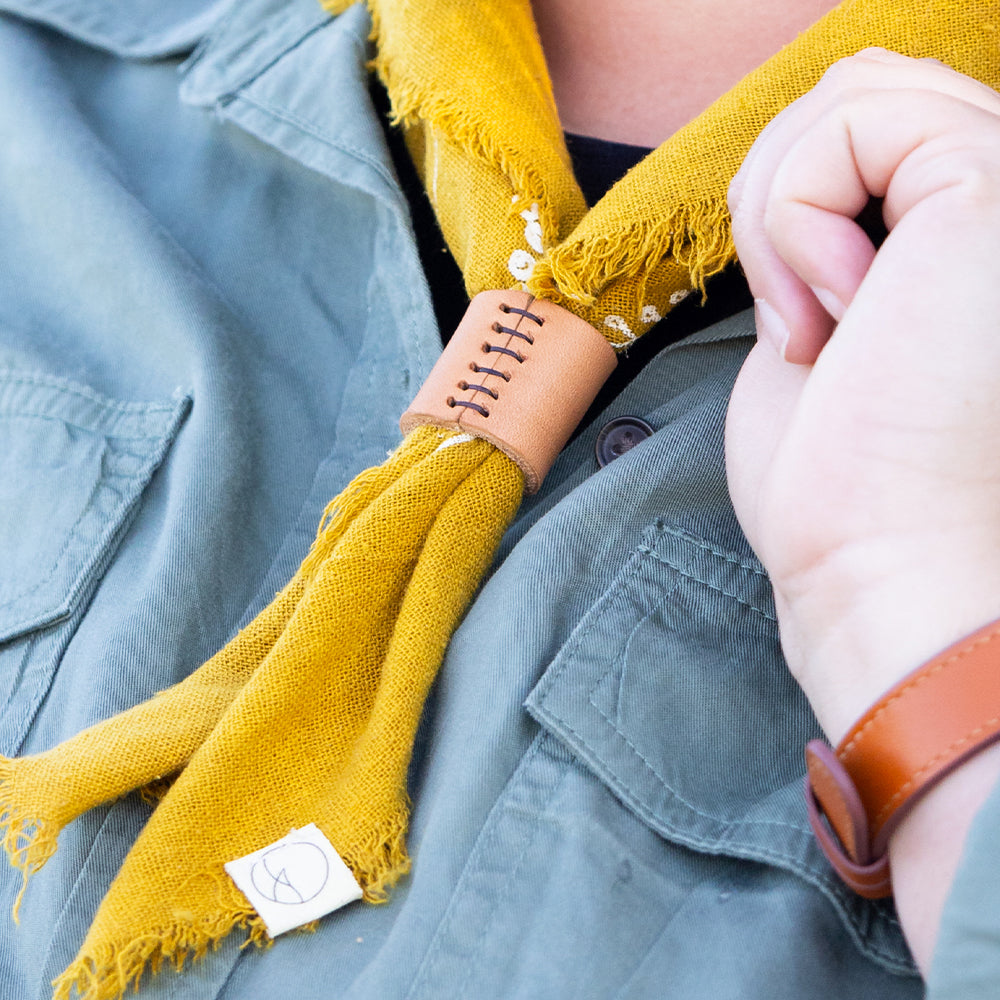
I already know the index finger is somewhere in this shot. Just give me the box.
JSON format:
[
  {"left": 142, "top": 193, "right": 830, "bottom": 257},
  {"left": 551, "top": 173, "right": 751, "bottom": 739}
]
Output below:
[{"left": 729, "top": 51, "right": 1000, "bottom": 364}]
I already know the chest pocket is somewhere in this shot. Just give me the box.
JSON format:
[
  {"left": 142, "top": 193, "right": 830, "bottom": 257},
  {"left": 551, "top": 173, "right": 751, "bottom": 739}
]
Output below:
[
  {"left": 0, "top": 371, "right": 189, "bottom": 753},
  {"left": 526, "top": 519, "right": 915, "bottom": 977}
]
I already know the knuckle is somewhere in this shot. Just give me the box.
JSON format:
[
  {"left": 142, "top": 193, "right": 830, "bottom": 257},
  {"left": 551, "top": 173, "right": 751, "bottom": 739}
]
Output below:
[
  {"left": 817, "top": 48, "right": 908, "bottom": 91},
  {"left": 952, "top": 157, "right": 1000, "bottom": 208},
  {"left": 818, "top": 53, "right": 868, "bottom": 88},
  {"left": 853, "top": 45, "right": 899, "bottom": 60}
]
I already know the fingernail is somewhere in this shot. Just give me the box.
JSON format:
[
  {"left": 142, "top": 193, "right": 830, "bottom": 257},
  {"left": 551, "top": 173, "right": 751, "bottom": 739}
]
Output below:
[
  {"left": 754, "top": 299, "right": 790, "bottom": 358},
  {"left": 809, "top": 285, "right": 846, "bottom": 322}
]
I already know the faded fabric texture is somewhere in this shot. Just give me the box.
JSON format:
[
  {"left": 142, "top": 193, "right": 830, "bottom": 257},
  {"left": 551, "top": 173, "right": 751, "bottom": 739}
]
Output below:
[{"left": 0, "top": 0, "right": 997, "bottom": 998}]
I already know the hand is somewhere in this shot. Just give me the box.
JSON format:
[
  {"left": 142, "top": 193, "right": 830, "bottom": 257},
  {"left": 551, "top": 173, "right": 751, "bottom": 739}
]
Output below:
[
  {"left": 726, "top": 48, "right": 1000, "bottom": 741},
  {"left": 725, "top": 49, "right": 1000, "bottom": 971}
]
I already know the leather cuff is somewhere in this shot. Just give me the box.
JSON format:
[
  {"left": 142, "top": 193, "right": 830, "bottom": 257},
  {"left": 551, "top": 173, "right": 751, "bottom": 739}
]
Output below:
[
  {"left": 401, "top": 290, "right": 617, "bottom": 493},
  {"left": 805, "top": 618, "right": 1000, "bottom": 898}
]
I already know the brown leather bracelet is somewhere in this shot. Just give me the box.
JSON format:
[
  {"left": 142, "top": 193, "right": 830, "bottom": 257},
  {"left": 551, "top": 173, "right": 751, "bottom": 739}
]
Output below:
[{"left": 805, "top": 618, "right": 1000, "bottom": 898}]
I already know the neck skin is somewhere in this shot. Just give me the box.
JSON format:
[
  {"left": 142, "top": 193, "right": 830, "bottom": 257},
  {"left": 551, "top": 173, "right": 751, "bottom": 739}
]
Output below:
[{"left": 532, "top": 0, "right": 842, "bottom": 146}]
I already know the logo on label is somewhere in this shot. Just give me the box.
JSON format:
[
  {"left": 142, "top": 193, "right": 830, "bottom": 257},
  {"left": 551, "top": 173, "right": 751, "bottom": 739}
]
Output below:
[{"left": 249, "top": 841, "right": 330, "bottom": 905}]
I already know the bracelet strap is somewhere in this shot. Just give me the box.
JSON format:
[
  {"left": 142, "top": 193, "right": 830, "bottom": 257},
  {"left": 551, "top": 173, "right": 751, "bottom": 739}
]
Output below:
[{"left": 805, "top": 618, "right": 1000, "bottom": 898}]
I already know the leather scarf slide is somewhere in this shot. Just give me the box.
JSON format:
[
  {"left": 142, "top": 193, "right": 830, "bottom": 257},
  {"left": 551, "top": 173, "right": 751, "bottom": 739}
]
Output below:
[{"left": 1, "top": 1, "right": 998, "bottom": 997}]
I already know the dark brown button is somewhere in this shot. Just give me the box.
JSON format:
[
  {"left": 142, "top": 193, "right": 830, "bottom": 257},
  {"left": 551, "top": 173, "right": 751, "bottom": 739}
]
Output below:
[{"left": 595, "top": 416, "right": 654, "bottom": 468}]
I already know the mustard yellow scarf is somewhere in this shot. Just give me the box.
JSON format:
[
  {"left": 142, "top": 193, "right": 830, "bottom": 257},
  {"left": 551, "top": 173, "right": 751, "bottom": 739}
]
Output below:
[{"left": 2, "top": 2, "right": 998, "bottom": 997}]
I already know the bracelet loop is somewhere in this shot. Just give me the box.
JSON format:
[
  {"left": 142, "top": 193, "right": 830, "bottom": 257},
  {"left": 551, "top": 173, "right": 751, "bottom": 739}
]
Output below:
[{"left": 805, "top": 618, "right": 1000, "bottom": 898}]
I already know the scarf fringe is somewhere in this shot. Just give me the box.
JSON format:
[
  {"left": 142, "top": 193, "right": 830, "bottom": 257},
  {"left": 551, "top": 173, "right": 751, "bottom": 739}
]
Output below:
[
  {"left": 320, "top": 0, "right": 564, "bottom": 240},
  {"left": 0, "top": 759, "right": 58, "bottom": 921},
  {"left": 326, "top": 0, "right": 734, "bottom": 308},
  {"left": 528, "top": 198, "right": 735, "bottom": 308},
  {"left": 375, "top": 72, "right": 562, "bottom": 240},
  {"left": 49, "top": 817, "right": 411, "bottom": 1000},
  {"left": 343, "top": 813, "right": 410, "bottom": 903},
  {"left": 51, "top": 905, "right": 267, "bottom": 1000}
]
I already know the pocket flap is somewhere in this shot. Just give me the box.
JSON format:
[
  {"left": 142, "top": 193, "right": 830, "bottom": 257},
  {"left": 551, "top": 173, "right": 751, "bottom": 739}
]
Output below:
[
  {"left": 0, "top": 372, "right": 190, "bottom": 644},
  {"left": 526, "top": 519, "right": 914, "bottom": 975}
]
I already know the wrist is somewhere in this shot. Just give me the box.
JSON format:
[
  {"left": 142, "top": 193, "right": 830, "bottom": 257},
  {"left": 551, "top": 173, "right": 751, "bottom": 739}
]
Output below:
[
  {"left": 889, "top": 740, "right": 1000, "bottom": 973},
  {"left": 771, "top": 537, "right": 1000, "bottom": 744}
]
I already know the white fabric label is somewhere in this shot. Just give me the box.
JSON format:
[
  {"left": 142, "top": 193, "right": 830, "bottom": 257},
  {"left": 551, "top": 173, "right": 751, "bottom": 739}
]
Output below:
[{"left": 224, "top": 823, "right": 363, "bottom": 937}]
